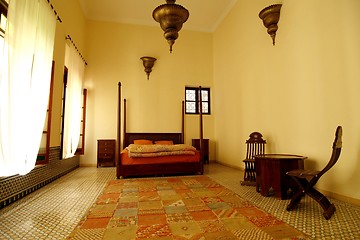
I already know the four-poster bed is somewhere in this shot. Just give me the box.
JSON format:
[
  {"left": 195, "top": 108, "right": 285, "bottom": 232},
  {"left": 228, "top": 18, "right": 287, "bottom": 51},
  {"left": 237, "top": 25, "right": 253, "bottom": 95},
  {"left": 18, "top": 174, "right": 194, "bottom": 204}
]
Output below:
[{"left": 116, "top": 82, "right": 205, "bottom": 179}]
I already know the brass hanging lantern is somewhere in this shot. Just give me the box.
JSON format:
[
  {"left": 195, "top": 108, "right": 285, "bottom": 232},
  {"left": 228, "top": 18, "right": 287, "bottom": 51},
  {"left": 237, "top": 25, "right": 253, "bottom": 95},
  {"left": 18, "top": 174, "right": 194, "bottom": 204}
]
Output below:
[
  {"left": 140, "top": 56, "right": 157, "bottom": 80},
  {"left": 259, "top": 4, "right": 282, "bottom": 45},
  {"left": 153, "top": 0, "right": 189, "bottom": 53}
]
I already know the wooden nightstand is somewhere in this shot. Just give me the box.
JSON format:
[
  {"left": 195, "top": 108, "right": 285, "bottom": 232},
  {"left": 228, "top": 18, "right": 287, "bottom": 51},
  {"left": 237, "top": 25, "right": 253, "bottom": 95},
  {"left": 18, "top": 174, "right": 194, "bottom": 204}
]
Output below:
[
  {"left": 192, "top": 139, "right": 209, "bottom": 164},
  {"left": 97, "top": 139, "right": 116, "bottom": 167}
]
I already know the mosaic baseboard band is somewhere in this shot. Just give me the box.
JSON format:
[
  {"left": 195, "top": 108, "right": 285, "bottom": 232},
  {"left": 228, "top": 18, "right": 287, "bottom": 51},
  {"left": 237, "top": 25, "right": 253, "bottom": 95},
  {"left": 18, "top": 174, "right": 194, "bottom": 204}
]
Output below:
[{"left": 0, "top": 146, "right": 80, "bottom": 209}]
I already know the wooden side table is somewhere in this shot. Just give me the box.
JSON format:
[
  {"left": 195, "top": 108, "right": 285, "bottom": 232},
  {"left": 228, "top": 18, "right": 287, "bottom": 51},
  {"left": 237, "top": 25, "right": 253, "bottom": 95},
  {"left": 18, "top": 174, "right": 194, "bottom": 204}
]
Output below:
[
  {"left": 254, "top": 154, "right": 306, "bottom": 199},
  {"left": 192, "top": 139, "right": 209, "bottom": 164},
  {"left": 97, "top": 139, "right": 116, "bottom": 167}
]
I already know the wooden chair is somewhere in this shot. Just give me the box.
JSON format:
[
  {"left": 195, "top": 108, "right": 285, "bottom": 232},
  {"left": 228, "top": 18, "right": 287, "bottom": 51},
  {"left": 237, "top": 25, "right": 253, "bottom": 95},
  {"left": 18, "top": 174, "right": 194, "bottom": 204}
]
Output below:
[
  {"left": 286, "top": 126, "right": 342, "bottom": 220},
  {"left": 241, "top": 132, "right": 266, "bottom": 191}
]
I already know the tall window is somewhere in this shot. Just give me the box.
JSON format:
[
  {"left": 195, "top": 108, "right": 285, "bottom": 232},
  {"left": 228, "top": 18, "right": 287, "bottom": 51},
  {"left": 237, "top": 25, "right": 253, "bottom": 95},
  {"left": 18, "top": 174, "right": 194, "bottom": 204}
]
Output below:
[
  {"left": 0, "top": 0, "right": 7, "bottom": 39},
  {"left": 75, "top": 89, "right": 87, "bottom": 155},
  {"left": 60, "top": 83, "right": 87, "bottom": 158},
  {"left": 61, "top": 43, "right": 85, "bottom": 159},
  {"left": 0, "top": 0, "right": 56, "bottom": 176},
  {"left": 36, "top": 61, "right": 55, "bottom": 165},
  {"left": 185, "top": 87, "right": 211, "bottom": 114}
]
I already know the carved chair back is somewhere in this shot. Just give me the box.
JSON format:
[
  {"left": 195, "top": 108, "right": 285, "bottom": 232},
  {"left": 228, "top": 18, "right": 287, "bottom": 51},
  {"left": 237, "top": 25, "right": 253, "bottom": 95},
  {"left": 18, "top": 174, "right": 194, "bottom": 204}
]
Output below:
[
  {"left": 245, "top": 132, "right": 266, "bottom": 160},
  {"left": 241, "top": 132, "right": 266, "bottom": 188},
  {"left": 310, "top": 126, "right": 342, "bottom": 186}
]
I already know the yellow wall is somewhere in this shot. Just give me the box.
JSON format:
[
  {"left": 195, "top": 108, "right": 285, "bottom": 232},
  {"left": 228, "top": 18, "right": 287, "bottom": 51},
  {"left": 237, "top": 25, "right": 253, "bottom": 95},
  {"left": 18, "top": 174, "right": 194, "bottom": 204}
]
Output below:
[
  {"left": 81, "top": 21, "right": 215, "bottom": 166},
  {"left": 214, "top": 0, "right": 360, "bottom": 201}
]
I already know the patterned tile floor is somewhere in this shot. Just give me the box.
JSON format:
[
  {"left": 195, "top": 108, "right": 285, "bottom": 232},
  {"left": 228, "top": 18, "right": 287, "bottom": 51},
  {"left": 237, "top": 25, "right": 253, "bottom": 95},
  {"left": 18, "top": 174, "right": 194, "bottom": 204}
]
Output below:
[
  {"left": 0, "top": 167, "right": 114, "bottom": 240},
  {"left": 0, "top": 163, "right": 359, "bottom": 239},
  {"left": 207, "top": 164, "right": 360, "bottom": 240}
]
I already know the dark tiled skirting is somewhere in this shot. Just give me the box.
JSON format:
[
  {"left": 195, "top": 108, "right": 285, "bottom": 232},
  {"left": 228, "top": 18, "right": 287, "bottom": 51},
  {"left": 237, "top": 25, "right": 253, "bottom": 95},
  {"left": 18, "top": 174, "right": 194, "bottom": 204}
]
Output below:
[{"left": 0, "top": 146, "right": 79, "bottom": 209}]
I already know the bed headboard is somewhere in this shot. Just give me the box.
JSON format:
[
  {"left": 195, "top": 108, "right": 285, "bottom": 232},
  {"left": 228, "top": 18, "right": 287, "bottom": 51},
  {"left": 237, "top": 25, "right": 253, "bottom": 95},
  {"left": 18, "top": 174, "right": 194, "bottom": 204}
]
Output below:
[{"left": 123, "top": 132, "right": 182, "bottom": 148}]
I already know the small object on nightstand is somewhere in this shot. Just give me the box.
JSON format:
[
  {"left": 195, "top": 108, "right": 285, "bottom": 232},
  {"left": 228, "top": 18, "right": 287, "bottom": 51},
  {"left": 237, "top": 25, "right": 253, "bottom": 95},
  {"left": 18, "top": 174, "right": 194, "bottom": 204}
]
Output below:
[
  {"left": 97, "top": 139, "right": 116, "bottom": 167},
  {"left": 192, "top": 139, "right": 209, "bottom": 164}
]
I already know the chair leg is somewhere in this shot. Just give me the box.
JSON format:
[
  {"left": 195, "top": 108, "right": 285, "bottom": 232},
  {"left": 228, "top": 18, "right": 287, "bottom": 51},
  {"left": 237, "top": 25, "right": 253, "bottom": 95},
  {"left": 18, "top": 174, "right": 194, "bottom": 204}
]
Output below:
[
  {"left": 286, "top": 177, "right": 307, "bottom": 211},
  {"left": 306, "top": 187, "right": 336, "bottom": 220},
  {"left": 249, "top": 161, "right": 255, "bottom": 182},
  {"left": 286, "top": 191, "right": 304, "bottom": 211},
  {"left": 241, "top": 161, "right": 256, "bottom": 186},
  {"left": 323, "top": 204, "right": 336, "bottom": 220}
]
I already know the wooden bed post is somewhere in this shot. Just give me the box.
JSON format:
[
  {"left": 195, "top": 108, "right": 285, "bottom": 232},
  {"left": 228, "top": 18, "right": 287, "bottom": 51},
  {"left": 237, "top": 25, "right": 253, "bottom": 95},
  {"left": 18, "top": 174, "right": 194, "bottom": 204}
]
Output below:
[
  {"left": 123, "top": 99, "right": 127, "bottom": 148},
  {"left": 199, "top": 86, "right": 204, "bottom": 165},
  {"left": 181, "top": 101, "right": 185, "bottom": 143},
  {"left": 117, "top": 82, "right": 122, "bottom": 178}
]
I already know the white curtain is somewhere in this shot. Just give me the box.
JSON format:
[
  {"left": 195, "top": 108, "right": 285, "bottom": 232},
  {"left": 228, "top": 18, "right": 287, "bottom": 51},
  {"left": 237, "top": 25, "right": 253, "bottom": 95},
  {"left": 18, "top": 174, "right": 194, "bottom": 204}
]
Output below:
[
  {"left": 63, "top": 44, "right": 85, "bottom": 159},
  {"left": 0, "top": 0, "right": 56, "bottom": 176}
]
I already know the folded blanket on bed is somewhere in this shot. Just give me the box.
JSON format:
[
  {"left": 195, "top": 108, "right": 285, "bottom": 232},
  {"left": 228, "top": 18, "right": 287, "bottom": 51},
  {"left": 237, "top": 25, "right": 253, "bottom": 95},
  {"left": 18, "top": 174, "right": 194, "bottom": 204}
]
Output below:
[{"left": 126, "top": 144, "right": 196, "bottom": 158}]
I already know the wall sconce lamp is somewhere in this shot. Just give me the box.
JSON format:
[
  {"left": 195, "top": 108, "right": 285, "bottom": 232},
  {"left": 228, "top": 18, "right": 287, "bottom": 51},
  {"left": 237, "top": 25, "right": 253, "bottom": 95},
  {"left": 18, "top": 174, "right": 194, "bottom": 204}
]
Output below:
[
  {"left": 153, "top": 0, "right": 189, "bottom": 53},
  {"left": 140, "top": 56, "right": 157, "bottom": 80},
  {"left": 259, "top": 4, "right": 282, "bottom": 45}
]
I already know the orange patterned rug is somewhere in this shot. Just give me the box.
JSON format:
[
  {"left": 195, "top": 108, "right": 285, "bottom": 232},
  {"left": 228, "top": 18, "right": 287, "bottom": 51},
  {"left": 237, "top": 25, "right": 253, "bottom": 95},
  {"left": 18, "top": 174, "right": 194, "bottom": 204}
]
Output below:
[{"left": 67, "top": 175, "right": 309, "bottom": 240}]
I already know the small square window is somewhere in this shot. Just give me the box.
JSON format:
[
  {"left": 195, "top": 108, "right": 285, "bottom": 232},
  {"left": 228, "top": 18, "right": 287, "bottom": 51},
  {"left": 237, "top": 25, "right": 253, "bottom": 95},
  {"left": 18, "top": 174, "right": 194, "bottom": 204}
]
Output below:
[{"left": 185, "top": 87, "right": 210, "bottom": 115}]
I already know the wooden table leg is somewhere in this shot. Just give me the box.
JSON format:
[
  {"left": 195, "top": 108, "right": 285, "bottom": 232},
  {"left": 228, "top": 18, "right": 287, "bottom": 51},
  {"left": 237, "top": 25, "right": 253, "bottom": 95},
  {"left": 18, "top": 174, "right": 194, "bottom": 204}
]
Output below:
[{"left": 259, "top": 158, "right": 270, "bottom": 197}]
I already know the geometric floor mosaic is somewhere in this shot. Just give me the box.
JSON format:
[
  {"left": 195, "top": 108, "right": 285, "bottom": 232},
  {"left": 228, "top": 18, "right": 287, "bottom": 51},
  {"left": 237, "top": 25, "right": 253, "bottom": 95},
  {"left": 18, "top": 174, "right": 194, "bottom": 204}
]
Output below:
[
  {"left": 0, "top": 163, "right": 359, "bottom": 239},
  {"left": 0, "top": 167, "right": 115, "bottom": 240},
  {"left": 67, "top": 175, "right": 309, "bottom": 239},
  {"left": 207, "top": 164, "right": 360, "bottom": 240}
]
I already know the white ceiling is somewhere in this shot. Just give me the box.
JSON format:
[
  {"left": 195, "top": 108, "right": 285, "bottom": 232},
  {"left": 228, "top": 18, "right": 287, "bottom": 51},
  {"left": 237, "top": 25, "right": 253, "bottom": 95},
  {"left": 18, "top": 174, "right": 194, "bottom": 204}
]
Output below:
[{"left": 78, "top": 0, "right": 238, "bottom": 32}]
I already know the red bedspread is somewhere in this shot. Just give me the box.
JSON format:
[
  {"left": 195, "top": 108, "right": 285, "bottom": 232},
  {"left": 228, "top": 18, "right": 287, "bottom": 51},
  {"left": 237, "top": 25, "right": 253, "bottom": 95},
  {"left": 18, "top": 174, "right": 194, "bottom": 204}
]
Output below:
[{"left": 120, "top": 149, "right": 200, "bottom": 165}]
